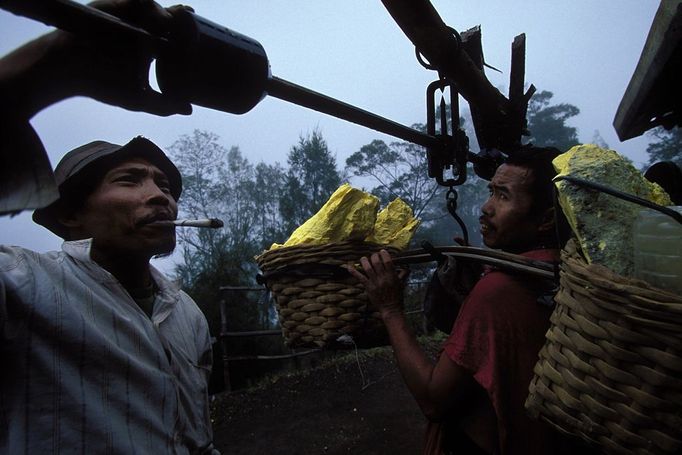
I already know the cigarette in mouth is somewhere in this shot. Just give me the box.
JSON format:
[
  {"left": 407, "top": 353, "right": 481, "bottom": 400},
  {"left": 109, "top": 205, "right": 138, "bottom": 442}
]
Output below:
[{"left": 153, "top": 218, "right": 224, "bottom": 228}]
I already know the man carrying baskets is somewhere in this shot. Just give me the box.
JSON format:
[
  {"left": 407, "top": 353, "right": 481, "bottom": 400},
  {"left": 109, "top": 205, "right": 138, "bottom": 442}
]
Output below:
[{"left": 349, "top": 147, "right": 593, "bottom": 455}]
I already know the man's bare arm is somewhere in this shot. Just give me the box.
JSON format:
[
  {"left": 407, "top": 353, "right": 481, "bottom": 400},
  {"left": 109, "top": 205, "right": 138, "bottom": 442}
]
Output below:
[{"left": 347, "top": 250, "right": 475, "bottom": 420}]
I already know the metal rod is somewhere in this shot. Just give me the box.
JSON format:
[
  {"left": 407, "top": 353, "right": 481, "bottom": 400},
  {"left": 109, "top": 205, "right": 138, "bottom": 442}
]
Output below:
[
  {"left": 395, "top": 245, "right": 557, "bottom": 271},
  {"left": 267, "top": 76, "right": 441, "bottom": 149},
  {"left": 395, "top": 252, "right": 556, "bottom": 279},
  {"left": 2, "top": 0, "right": 444, "bottom": 149},
  {"left": 261, "top": 246, "right": 556, "bottom": 281}
]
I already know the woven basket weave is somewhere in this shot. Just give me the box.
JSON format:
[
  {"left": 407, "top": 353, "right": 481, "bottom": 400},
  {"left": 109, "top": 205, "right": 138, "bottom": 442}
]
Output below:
[
  {"left": 256, "top": 241, "right": 398, "bottom": 349},
  {"left": 525, "top": 239, "right": 682, "bottom": 455}
]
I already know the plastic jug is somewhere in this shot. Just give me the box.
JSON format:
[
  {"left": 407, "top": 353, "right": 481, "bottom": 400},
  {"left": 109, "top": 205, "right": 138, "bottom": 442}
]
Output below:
[{"left": 633, "top": 206, "right": 682, "bottom": 295}]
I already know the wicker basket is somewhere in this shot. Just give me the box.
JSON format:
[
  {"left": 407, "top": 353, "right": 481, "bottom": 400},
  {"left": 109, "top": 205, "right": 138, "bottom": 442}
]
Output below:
[
  {"left": 256, "top": 241, "right": 398, "bottom": 349},
  {"left": 525, "top": 239, "right": 682, "bottom": 455}
]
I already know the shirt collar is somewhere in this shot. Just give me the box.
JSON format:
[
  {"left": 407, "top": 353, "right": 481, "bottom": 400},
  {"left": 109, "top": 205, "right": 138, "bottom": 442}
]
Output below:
[
  {"left": 61, "top": 238, "right": 95, "bottom": 263},
  {"left": 61, "top": 238, "right": 181, "bottom": 294}
]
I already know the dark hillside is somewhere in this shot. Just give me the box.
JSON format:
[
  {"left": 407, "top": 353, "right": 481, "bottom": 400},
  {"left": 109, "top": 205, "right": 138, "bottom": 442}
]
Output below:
[{"left": 211, "top": 336, "right": 444, "bottom": 454}]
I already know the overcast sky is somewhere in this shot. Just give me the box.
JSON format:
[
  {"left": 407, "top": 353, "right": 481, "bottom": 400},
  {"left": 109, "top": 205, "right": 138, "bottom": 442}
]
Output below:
[{"left": 0, "top": 0, "right": 661, "bottom": 273}]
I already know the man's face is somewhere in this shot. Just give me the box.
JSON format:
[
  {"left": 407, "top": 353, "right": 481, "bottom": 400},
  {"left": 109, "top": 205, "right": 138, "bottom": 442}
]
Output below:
[
  {"left": 479, "top": 163, "right": 546, "bottom": 252},
  {"left": 71, "top": 157, "right": 178, "bottom": 259}
]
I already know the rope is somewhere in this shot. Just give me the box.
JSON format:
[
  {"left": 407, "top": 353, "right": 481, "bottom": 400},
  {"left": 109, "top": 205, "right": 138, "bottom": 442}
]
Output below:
[{"left": 337, "top": 334, "right": 368, "bottom": 389}]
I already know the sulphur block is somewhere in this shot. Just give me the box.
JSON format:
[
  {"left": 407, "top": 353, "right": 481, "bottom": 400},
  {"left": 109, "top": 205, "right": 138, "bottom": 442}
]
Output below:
[
  {"left": 276, "top": 183, "right": 379, "bottom": 248},
  {"left": 366, "top": 198, "right": 420, "bottom": 250},
  {"left": 553, "top": 144, "right": 672, "bottom": 276}
]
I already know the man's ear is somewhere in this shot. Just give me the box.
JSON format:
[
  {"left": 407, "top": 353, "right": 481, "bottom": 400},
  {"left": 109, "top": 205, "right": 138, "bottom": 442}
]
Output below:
[
  {"left": 56, "top": 209, "right": 89, "bottom": 241},
  {"left": 537, "top": 206, "right": 556, "bottom": 233},
  {"left": 56, "top": 206, "right": 84, "bottom": 231}
]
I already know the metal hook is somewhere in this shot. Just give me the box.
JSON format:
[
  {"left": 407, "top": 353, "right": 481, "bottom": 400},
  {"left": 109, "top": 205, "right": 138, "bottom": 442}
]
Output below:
[
  {"left": 415, "top": 26, "right": 462, "bottom": 72},
  {"left": 445, "top": 186, "right": 470, "bottom": 246}
]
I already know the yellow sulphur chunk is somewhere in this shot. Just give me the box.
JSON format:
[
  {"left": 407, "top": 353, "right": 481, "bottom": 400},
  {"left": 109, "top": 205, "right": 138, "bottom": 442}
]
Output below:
[
  {"left": 366, "top": 198, "right": 420, "bottom": 250},
  {"left": 274, "top": 183, "right": 379, "bottom": 249},
  {"left": 552, "top": 144, "right": 672, "bottom": 275}
]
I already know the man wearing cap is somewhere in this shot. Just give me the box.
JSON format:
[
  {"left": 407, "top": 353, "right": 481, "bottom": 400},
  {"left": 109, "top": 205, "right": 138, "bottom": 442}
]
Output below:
[{"left": 0, "top": 137, "right": 220, "bottom": 454}]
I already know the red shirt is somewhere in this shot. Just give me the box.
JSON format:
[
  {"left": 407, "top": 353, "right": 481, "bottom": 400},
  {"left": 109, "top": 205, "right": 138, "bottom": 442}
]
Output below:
[{"left": 442, "top": 249, "right": 560, "bottom": 455}]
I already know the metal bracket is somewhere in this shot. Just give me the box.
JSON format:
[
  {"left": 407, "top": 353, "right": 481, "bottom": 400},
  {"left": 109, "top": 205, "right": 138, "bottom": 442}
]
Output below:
[{"left": 426, "top": 79, "right": 470, "bottom": 187}]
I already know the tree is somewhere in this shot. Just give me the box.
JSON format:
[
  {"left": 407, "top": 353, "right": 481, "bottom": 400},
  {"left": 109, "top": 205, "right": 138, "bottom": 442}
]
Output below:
[
  {"left": 168, "top": 129, "right": 347, "bottom": 336},
  {"left": 168, "top": 130, "right": 283, "bottom": 334},
  {"left": 279, "top": 129, "right": 342, "bottom": 235},
  {"left": 525, "top": 90, "right": 580, "bottom": 152},
  {"left": 169, "top": 131, "right": 260, "bottom": 287},
  {"left": 252, "top": 161, "right": 287, "bottom": 249},
  {"left": 645, "top": 126, "right": 682, "bottom": 167},
  {"left": 591, "top": 130, "right": 609, "bottom": 149}
]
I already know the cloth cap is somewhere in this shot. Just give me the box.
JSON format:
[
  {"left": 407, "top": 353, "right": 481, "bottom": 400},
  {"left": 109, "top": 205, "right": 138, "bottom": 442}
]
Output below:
[{"left": 33, "top": 136, "right": 182, "bottom": 239}]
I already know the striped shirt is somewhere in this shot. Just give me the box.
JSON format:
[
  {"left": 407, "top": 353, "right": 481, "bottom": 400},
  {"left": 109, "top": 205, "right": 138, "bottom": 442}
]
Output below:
[{"left": 0, "top": 240, "right": 219, "bottom": 454}]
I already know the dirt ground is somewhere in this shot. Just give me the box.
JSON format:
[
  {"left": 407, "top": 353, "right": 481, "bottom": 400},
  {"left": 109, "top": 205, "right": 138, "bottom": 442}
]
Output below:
[{"left": 210, "top": 336, "right": 443, "bottom": 454}]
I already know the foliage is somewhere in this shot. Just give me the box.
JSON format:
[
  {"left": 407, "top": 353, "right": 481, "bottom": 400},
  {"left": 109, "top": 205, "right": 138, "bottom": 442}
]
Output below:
[
  {"left": 346, "top": 137, "right": 440, "bottom": 221},
  {"left": 169, "top": 129, "right": 344, "bottom": 337},
  {"left": 525, "top": 90, "right": 580, "bottom": 152},
  {"left": 279, "top": 129, "right": 342, "bottom": 235},
  {"left": 253, "top": 161, "right": 288, "bottom": 249},
  {"left": 645, "top": 126, "right": 682, "bottom": 167},
  {"left": 170, "top": 131, "right": 260, "bottom": 286},
  {"left": 169, "top": 130, "right": 282, "bottom": 334}
]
